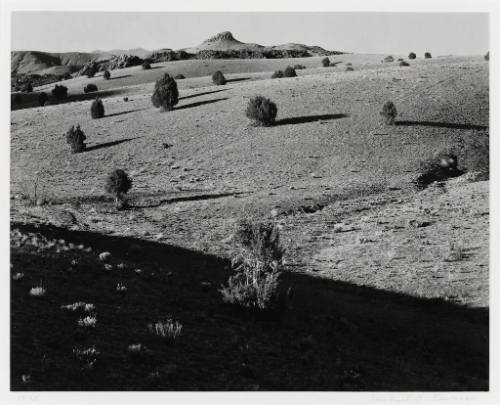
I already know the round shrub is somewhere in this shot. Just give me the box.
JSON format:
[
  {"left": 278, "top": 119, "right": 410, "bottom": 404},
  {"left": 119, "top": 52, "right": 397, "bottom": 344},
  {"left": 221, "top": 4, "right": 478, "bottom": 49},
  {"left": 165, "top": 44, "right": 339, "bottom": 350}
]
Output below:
[
  {"left": 52, "top": 84, "right": 68, "bottom": 100},
  {"left": 383, "top": 55, "right": 394, "bottom": 63},
  {"left": 103, "top": 70, "right": 111, "bottom": 80},
  {"left": 271, "top": 70, "right": 284, "bottom": 79},
  {"left": 284, "top": 66, "right": 297, "bottom": 77},
  {"left": 212, "top": 71, "right": 226, "bottom": 85},
  {"left": 174, "top": 74, "right": 186, "bottom": 80},
  {"left": 380, "top": 101, "right": 397, "bottom": 125},
  {"left": 151, "top": 73, "right": 179, "bottom": 111},
  {"left": 345, "top": 66, "right": 354, "bottom": 71},
  {"left": 321, "top": 57, "right": 330, "bottom": 67},
  {"left": 484, "top": 51, "right": 489, "bottom": 61},
  {"left": 86, "top": 67, "right": 97, "bottom": 78},
  {"left": 90, "top": 97, "right": 105, "bottom": 119},
  {"left": 22, "top": 82, "right": 33, "bottom": 93},
  {"left": 424, "top": 52, "right": 432, "bottom": 59},
  {"left": 84, "top": 83, "right": 98, "bottom": 93},
  {"left": 105, "top": 169, "right": 132, "bottom": 210},
  {"left": 123, "top": 97, "right": 129, "bottom": 102},
  {"left": 142, "top": 61, "right": 151, "bottom": 70},
  {"left": 408, "top": 52, "right": 416, "bottom": 59},
  {"left": 246, "top": 96, "right": 278, "bottom": 127},
  {"left": 399, "top": 61, "right": 410, "bottom": 67},
  {"left": 38, "top": 92, "right": 48, "bottom": 106},
  {"left": 66, "top": 125, "right": 86, "bottom": 153}
]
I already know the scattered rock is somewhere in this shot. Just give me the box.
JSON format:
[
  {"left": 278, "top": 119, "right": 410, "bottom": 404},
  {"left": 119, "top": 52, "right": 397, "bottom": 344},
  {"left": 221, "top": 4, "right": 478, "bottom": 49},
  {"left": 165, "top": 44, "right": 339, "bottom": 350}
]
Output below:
[{"left": 99, "top": 251, "right": 112, "bottom": 262}]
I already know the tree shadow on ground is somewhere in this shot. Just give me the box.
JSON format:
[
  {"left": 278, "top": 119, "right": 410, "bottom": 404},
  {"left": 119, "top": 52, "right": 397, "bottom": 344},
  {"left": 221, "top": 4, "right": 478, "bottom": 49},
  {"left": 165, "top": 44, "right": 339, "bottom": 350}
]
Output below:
[
  {"left": 11, "top": 222, "right": 488, "bottom": 391},
  {"left": 105, "top": 108, "right": 148, "bottom": 118},
  {"left": 175, "top": 97, "right": 229, "bottom": 111},
  {"left": 226, "top": 77, "right": 251, "bottom": 83},
  {"left": 85, "top": 137, "right": 140, "bottom": 152},
  {"left": 396, "top": 121, "right": 488, "bottom": 131},
  {"left": 179, "top": 88, "right": 229, "bottom": 101},
  {"left": 108, "top": 75, "right": 133, "bottom": 80},
  {"left": 275, "top": 113, "right": 349, "bottom": 126},
  {"left": 132, "top": 191, "right": 247, "bottom": 209}
]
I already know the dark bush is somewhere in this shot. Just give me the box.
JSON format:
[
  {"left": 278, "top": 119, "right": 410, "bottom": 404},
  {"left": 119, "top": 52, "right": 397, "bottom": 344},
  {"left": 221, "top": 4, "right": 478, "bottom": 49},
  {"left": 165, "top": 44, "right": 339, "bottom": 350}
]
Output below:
[
  {"left": 425, "top": 52, "right": 432, "bottom": 59},
  {"left": 174, "top": 74, "right": 186, "bottom": 79},
  {"left": 271, "top": 70, "right": 284, "bottom": 79},
  {"left": 212, "top": 71, "right": 226, "bottom": 85},
  {"left": 51, "top": 84, "right": 68, "bottom": 100},
  {"left": 86, "top": 66, "right": 97, "bottom": 78},
  {"left": 66, "top": 125, "right": 86, "bottom": 153},
  {"left": 22, "top": 82, "right": 33, "bottom": 92},
  {"left": 103, "top": 70, "right": 111, "bottom": 80},
  {"left": 105, "top": 169, "right": 132, "bottom": 210},
  {"left": 246, "top": 96, "right": 278, "bottom": 127},
  {"left": 380, "top": 101, "right": 397, "bottom": 125},
  {"left": 284, "top": 66, "right": 297, "bottom": 77},
  {"left": 321, "top": 57, "right": 330, "bottom": 67},
  {"left": 123, "top": 97, "right": 129, "bottom": 102},
  {"left": 142, "top": 61, "right": 151, "bottom": 70},
  {"left": 38, "top": 92, "right": 48, "bottom": 106},
  {"left": 415, "top": 152, "right": 463, "bottom": 189},
  {"left": 345, "top": 66, "right": 354, "bottom": 71},
  {"left": 397, "top": 58, "right": 404, "bottom": 62},
  {"left": 151, "top": 73, "right": 179, "bottom": 111},
  {"left": 408, "top": 52, "right": 416, "bottom": 59},
  {"left": 484, "top": 51, "right": 489, "bottom": 61},
  {"left": 400, "top": 61, "right": 410, "bottom": 67},
  {"left": 293, "top": 64, "right": 306, "bottom": 70},
  {"left": 84, "top": 83, "right": 98, "bottom": 93},
  {"left": 90, "top": 97, "right": 105, "bottom": 119},
  {"left": 219, "top": 218, "right": 286, "bottom": 310},
  {"left": 383, "top": 55, "right": 394, "bottom": 63}
]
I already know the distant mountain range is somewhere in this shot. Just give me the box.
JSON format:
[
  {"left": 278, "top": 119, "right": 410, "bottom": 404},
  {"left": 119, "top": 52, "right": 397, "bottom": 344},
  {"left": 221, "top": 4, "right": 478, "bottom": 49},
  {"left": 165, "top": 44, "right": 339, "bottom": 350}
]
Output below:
[{"left": 11, "top": 31, "right": 342, "bottom": 76}]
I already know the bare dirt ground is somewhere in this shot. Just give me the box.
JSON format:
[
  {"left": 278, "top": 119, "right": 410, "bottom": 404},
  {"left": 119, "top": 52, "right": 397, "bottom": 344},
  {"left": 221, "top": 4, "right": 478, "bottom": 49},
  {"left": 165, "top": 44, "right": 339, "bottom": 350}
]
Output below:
[{"left": 10, "top": 54, "right": 489, "bottom": 390}]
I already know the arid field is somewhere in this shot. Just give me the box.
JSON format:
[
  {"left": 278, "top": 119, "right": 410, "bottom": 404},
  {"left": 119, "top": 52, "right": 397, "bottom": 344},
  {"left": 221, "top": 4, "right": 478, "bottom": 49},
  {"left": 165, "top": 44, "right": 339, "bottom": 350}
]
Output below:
[{"left": 10, "top": 54, "right": 489, "bottom": 390}]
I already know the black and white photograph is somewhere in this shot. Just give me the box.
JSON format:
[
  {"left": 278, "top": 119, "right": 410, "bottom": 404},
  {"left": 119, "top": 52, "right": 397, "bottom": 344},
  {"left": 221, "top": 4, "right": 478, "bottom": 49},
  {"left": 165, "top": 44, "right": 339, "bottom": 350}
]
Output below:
[{"left": 1, "top": 0, "right": 497, "bottom": 401}]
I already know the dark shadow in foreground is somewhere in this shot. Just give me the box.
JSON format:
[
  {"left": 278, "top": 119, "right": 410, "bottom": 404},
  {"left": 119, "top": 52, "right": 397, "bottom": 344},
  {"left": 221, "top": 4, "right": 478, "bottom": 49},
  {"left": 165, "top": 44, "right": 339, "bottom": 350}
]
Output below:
[
  {"left": 274, "top": 113, "right": 349, "bottom": 126},
  {"left": 11, "top": 223, "right": 488, "bottom": 391},
  {"left": 396, "top": 121, "right": 488, "bottom": 131},
  {"left": 132, "top": 191, "right": 247, "bottom": 209},
  {"left": 85, "top": 137, "right": 140, "bottom": 152},
  {"left": 226, "top": 77, "right": 251, "bottom": 83},
  {"left": 108, "top": 75, "right": 133, "bottom": 80},
  {"left": 175, "top": 97, "right": 229, "bottom": 111}
]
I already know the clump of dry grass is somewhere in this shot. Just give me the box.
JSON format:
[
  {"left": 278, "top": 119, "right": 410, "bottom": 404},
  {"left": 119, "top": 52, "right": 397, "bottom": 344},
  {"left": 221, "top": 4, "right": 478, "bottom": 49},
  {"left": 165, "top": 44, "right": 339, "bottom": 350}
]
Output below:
[
  {"left": 29, "top": 283, "right": 46, "bottom": 297},
  {"left": 148, "top": 319, "right": 183, "bottom": 340},
  {"left": 444, "top": 242, "right": 467, "bottom": 262},
  {"left": 380, "top": 101, "right": 397, "bottom": 125},
  {"left": 66, "top": 125, "right": 86, "bottom": 153},
  {"left": 78, "top": 315, "right": 97, "bottom": 328}
]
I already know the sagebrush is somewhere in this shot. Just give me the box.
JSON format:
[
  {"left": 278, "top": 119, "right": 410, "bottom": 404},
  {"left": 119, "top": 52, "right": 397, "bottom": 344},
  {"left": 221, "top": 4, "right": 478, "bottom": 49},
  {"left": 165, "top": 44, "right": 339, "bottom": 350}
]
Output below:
[
  {"left": 151, "top": 73, "right": 179, "bottom": 111},
  {"left": 105, "top": 169, "right": 132, "bottom": 210},
  {"left": 212, "top": 71, "right": 226, "bottom": 85},
  {"left": 380, "top": 101, "right": 397, "bottom": 125},
  {"left": 90, "top": 98, "right": 105, "bottom": 119},
  {"left": 66, "top": 125, "right": 86, "bottom": 153},
  {"left": 245, "top": 96, "right": 278, "bottom": 126}
]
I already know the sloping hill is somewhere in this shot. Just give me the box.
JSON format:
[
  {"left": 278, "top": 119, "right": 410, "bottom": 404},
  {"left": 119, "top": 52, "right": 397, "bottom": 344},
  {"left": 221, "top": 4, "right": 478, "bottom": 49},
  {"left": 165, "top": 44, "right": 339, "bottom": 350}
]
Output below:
[{"left": 11, "top": 51, "right": 101, "bottom": 75}]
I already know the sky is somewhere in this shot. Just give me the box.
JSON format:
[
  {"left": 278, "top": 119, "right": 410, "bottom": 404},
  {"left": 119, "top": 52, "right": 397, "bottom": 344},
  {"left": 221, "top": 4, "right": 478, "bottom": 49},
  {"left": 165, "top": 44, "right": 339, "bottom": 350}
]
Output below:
[{"left": 11, "top": 12, "right": 489, "bottom": 55}]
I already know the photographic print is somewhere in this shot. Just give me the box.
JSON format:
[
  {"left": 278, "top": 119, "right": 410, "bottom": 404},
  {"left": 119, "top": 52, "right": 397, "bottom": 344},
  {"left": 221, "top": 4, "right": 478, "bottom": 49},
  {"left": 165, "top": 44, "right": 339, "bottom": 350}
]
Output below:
[{"left": 7, "top": 7, "right": 490, "bottom": 393}]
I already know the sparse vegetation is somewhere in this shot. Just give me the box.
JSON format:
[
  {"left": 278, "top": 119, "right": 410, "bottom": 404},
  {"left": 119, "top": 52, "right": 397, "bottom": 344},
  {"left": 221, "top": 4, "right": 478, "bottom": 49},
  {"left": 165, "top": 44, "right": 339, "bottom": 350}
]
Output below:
[
  {"left": 38, "top": 92, "right": 48, "bottom": 106},
  {"left": 245, "top": 95, "right": 278, "bottom": 126},
  {"left": 445, "top": 242, "right": 467, "bottom": 262},
  {"left": 90, "top": 97, "right": 105, "bottom": 118},
  {"left": 321, "top": 57, "right": 330, "bottom": 67},
  {"left": 220, "top": 218, "right": 286, "bottom": 310},
  {"left": 271, "top": 70, "right": 284, "bottom": 79},
  {"left": 84, "top": 83, "right": 98, "bottom": 93},
  {"left": 212, "top": 70, "right": 227, "bottom": 85},
  {"left": 103, "top": 70, "right": 111, "bottom": 80},
  {"left": 284, "top": 66, "right": 297, "bottom": 77},
  {"left": 425, "top": 52, "right": 432, "bottom": 59},
  {"left": 51, "top": 84, "right": 68, "bottom": 100},
  {"left": 105, "top": 169, "right": 132, "bottom": 210},
  {"left": 380, "top": 101, "right": 397, "bottom": 125},
  {"left": 151, "top": 73, "right": 179, "bottom": 111},
  {"left": 408, "top": 52, "right": 416, "bottom": 59},
  {"left": 66, "top": 125, "right": 86, "bottom": 153},
  {"left": 148, "top": 319, "right": 182, "bottom": 340}
]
